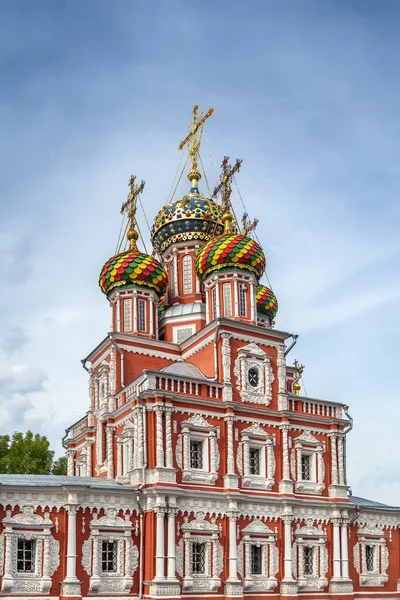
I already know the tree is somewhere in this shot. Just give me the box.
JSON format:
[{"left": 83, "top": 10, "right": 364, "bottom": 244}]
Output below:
[{"left": 0, "top": 431, "right": 67, "bottom": 475}]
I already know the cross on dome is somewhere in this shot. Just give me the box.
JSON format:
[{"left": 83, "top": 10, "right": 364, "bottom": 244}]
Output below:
[{"left": 178, "top": 104, "right": 215, "bottom": 187}]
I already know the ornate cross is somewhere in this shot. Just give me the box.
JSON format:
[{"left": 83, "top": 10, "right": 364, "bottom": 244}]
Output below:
[
  {"left": 178, "top": 104, "right": 215, "bottom": 180},
  {"left": 212, "top": 156, "right": 242, "bottom": 211},
  {"left": 241, "top": 212, "right": 259, "bottom": 235},
  {"left": 120, "top": 175, "right": 145, "bottom": 229}
]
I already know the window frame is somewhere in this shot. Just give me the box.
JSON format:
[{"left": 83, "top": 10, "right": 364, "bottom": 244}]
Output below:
[
  {"left": 16, "top": 538, "right": 36, "bottom": 573},
  {"left": 239, "top": 283, "right": 247, "bottom": 317},
  {"left": 101, "top": 540, "right": 118, "bottom": 573},
  {"left": 123, "top": 298, "right": 132, "bottom": 332},
  {"left": 182, "top": 255, "right": 193, "bottom": 295},
  {"left": 212, "top": 286, "right": 217, "bottom": 320},
  {"left": 223, "top": 282, "right": 232, "bottom": 317},
  {"left": 138, "top": 298, "right": 146, "bottom": 332},
  {"left": 191, "top": 541, "right": 206, "bottom": 575}
]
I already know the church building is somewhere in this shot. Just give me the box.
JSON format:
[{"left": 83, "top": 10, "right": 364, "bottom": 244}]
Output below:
[{"left": 0, "top": 106, "right": 399, "bottom": 600}]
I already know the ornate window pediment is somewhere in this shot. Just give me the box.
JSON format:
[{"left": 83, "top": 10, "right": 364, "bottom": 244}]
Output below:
[
  {"left": 82, "top": 508, "right": 138, "bottom": 595},
  {"left": 353, "top": 523, "right": 388, "bottom": 587},
  {"left": 177, "top": 414, "right": 220, "bottom": 485},
  {"left": 237, "top": 518, "right": 279, "bottom": 592},
  {"left": 237, "top": 423, "right": 276, "bottom": 490},
  {"left": 233, "top": 343, "right": 274, "bottom": 405},
  {"left": 292, "top": 519, "right": 328, "bottom": 592},
  {"left": 1, "top": 505, "right": 60, "bottom": 595},
  {"left": 290, "top": 430, "right": 325, "bottom": 495},
  {"left": 176, "top": 512, "right": 223, "bottom": 593}
]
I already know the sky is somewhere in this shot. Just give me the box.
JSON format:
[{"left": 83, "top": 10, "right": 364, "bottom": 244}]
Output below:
[{"left": 0, "top": 0, "right": 399, "bottom": 503}]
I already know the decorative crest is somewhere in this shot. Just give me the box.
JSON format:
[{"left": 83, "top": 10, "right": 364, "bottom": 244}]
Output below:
[
  {"left": 178, "top": 104, "right": 215, "bottom": 186},
  {"left": 293, "top": 359, "right": 305, "bottom": 396},
  {"left": 120, "top": 175, "right": 145, "bottom": 250}
]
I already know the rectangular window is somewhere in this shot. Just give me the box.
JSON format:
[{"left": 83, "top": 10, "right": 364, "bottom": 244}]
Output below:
[
  {"left": 183, "top": 255, "right": 193, "bottom": 295},
  {"left": 190, "top": 440, "right": 203, "bottom": 469},
  {"left": 176, "top": 327, "right": 193, "bottom": 344},
  {"left": 303, "top": 546, "right": 314, "bottom": 575},
  {"left": 102, "top": 540, "right": 117, "bottom": 572},
  {"left": 249, "top": 447, "right": 261, "bottom": 475},
  {"left": 212, "top": 286, "right": 217, "bottom": 320},
  {"left": 251, "top": 544, "right": 263, "bottom": 575},
  {"left": 123, "top": 298, "right": 132, "bottom": 331},
  {"left": 17, "top": 538, "right": 35, "bottom": 573},
  {"left": 223, "top": 283, "right": 232, "bottom": 316},
  {"left": 301, "top": 454, "right": 311, "bottom": 480},
  {"left": 138, "top": 299, "right": 146, "bottom": 332},
  {"left": 239, "top": 283, "right": 246, "bottom": 317},
  {"left": 192, "top": 542, "right": 206, "bottom": 574},
  {"left": 366, "top": 545, "right": 375, "bottom": 572}
]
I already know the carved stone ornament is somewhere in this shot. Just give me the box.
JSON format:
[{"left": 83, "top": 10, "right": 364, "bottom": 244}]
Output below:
[
  {"left": 241, "top": 518, "right": 274, "bottom": 535},
  {"left": 239, "top": 519, "right": 279, "bottom": 592},
  {"left": 182, "top": 413, "right": 212, "bottom": 429},
  {"left": 233, "top": 343, "right": 275, "bottom": 405},
  {"left": 294, "top": 430, "right": 320, "bottom": 445},
  {"left": 1, "top": 505, "right": 59, "bottom": 594},
  {"left": 354, "top": 524, "right": 389, "bottom": 587}
]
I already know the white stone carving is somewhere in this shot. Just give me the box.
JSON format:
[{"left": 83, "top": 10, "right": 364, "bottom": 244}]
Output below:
[
  {"left": 233, "top": 343, "right": 275, "bottom": 405},
  {"left": 242, "top": 518, "right": 274, "bottom": 534},
  {"left": 182, "top": 413, "right": 211, "bottom": 429},
  {"left": 354, "top": 523, "right": 389, "bottom": 586}
]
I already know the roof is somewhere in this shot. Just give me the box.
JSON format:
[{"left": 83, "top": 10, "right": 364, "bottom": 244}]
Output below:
[
  {"left": 0, "top": 475, "right": 126, "bottom": 491},
  {"left": 162, "top": 301, "right": 205, "bottom": 319},
  {"left": 161, "top": 361, "right": 209, "bottom": 380},
  {"left": 350, "top": 495, "right": 400, "bottom": 511}
]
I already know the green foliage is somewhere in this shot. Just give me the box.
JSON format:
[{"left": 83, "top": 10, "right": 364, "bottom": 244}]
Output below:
[{"left": 0, "top": 431, "right": 66, "bottom": 475}]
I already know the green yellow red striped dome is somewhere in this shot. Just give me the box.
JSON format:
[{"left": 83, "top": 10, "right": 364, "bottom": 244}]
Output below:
[
  {"left": 99, "top": 249, "right": 167, "bottom": 297},
  {"left": 256, "top": 284, "right": 278, "bottom": 321},
  {"left": 196, "top": 233, "right": 266, "bottom": 281}
]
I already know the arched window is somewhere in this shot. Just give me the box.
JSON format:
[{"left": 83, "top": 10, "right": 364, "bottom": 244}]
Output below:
[{"left": 182, "top": 255, "right": 193, "bottom": 294}]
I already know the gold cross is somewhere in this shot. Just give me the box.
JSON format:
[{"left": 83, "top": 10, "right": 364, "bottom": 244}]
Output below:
[
  {"left": 120, "top": 175, "right": 145, "bottom": 229},
  {"left": 212, "top": 156, "right": 242, "bottom": 211},
  {"left": 178, "top": 104, "right": 215, "bottom": 181}
]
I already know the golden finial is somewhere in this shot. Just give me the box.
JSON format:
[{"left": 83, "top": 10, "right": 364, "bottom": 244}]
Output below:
[
  {"left": 120, "top": 175, "right": 145, "bottom": 251},
  {"left": 178, "top": 104, "right": 215, "bottom": 186},
  {"left": 293, "top": 381, "right": 301, "bottom": 396},
  {"left": 242, "top": 212, "right": 259, "bottom": 236}
]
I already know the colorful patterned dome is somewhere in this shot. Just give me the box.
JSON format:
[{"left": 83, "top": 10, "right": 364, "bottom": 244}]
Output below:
[
  {"left": 151, "top": 186, "right": 224, "bottom": 255},
  {"left": 256, "top": 284, "right": 278, "bottom": 321},
  {"left": 196, "top": 232, "right": 266, "bottom": 281},
  {"left": 99, "top": 249, "right": 168, "bottom": 297}
]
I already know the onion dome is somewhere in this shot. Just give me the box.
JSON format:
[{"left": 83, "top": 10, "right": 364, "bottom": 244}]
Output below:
[
  {"left": 256, "top": 284, "right": 278, "bottom": 321},
  {"left": 99, "top": 247, "right": 167, "bottom": 297},
  {"left": 151, "top": 186, "right": 224, "bottom": 255},
  {"left": 158, "top": 296, "right": 166, "bottom": 316},
  {"left": 196, "top": 212, "right": 266, "bottom": 281}
]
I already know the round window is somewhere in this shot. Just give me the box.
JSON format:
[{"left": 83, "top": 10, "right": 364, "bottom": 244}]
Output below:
[{"left": 248, "top": 367, "right": 259, "bottom": 388}]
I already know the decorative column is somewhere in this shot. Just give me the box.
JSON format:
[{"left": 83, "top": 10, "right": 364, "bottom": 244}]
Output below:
[
  {"left": 341, "top": 519, "right": 350, "bottom": 579},
  {"left": 330, "top": 433, "right": 338, "bottom": 486},
  {"left": 279, "top": 424, "right": 292, "bottom": 493},
  {"left": 209, "top": 431, "right": 217, "bottom": 474},
  {"left": 221, "top": 333, "right": 233, "bottom": 402},
  {"left": 165, "top": 407, "right": 173, "bottom": 469},
  {"left": 155, "top": 507, "right": 166, "bottom": 580},
  {"left": 332, "top": 517, "right": 342, "bottom": 579},
  {"left": 61, "top": 504, "right": 81, "bottom": 596},
  {"left": 277, "top": 344, "right": 288, "bottom": 410},
  {"left": 233, "top": 274, "right": 239, "bottom": 317},
  {"left": 116, "top": 293, "right": 121, "bottom": 331},
  {"left": 250, "top": 279, "right": 255, "bottom": 322},
  {"left": 154, "top": 406, "right": 165, "bottom": 468},
  {"left": 266, "top": 438, "right": 275, "bottom": 480},
  {"left": 167, "top": 508, "right": 178, "bottom": 580},
  {"left": 227, "top": 512, "right": 240, "bottom": 580},
  {"left": 133, "top": 290, "right": 138, "bottom": 333},
  {"left": 149, "top": 296, "right": 154, "bottom": 336},
  {"left": 215, "top": 277, "right": 221, "bottom": 317},
  {"left": 317, "top": 445, "right": 325, "bottom": 485},
  {"left": 106, "top": 424, "right": 114, "bottom": 479},
  {"left": 281, "top": 513, "right": 297, "bottom": 594},
  {"left": 67, "top": 449, "right": 75, "bottom": 476},
  {"left": 224, "top": 416, "right": 238, "bottom": 488},
  {"left": 116, "top": 438, "right": 123, "bottom": 480},
  {"left": 242, "top": 436, "right": 250, "bottom": 476},
  {"left": 173, "top": 251, "right": 178, "bottom": 297},
  {"left": 338, "top": 434, "right": 345, "bottom": 485},
  {"left": 137, "top": 407, "right": 144, "bottom": 468}
]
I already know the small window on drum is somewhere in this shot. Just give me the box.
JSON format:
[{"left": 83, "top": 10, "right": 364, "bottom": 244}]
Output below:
[{"left": 248, "top": 367, "right": 259, "bottom": 388}]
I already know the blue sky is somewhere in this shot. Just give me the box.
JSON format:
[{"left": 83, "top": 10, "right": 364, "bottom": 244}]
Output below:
[{"left": 1, "top": 0, "right": 399, "bottom": 503}]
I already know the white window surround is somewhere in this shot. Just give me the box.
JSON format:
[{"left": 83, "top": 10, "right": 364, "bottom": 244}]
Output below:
[
  {"left": 123, "top": 298, "right": 132, "bottom": 332},
  {"left": 223, "top": 282, "right": 232, "bottom": 317},
  {"left": 237, "top": 423, "right": 276, "bottom": 490},
  {"left": 175, "top": 511, "right": 223, "bottom": 592},
  {"left": 233, "top": 343, "right": 274, "bottom": 405},
  {"left": 239, "top": 282, "right": 247, "bottom": 317},
  {"left": 173, "top": 324, "right": 196, "bottom": 344},
  {"left": 81, "top": 508, "right": 139, "bottom": 595},
  {"left": 178, "top": 414, "right": 220, "bottom": 485},
  {"left": 182, "top": 254, "right": 193, "bottom": 295},
  {"left": 237, "top": 519, "right": 279, "bottom": 592},
  {"left": 292, "top": 519, "right": 328, "bottom": 592},
  {"left": 212, "top": 286, "right": 217, "bottom": 320},
  {"left": 291, "top": 431, "right": 325, "bottom": 495},
  {"left": 0, "top": 505, "right": 60, "bottom": 595},
  {"left": 353, "top": 524, "right": 389, "bottom": 587},
  {"left": 138, "top": 299, "right": 146, "bottom": 332}
]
